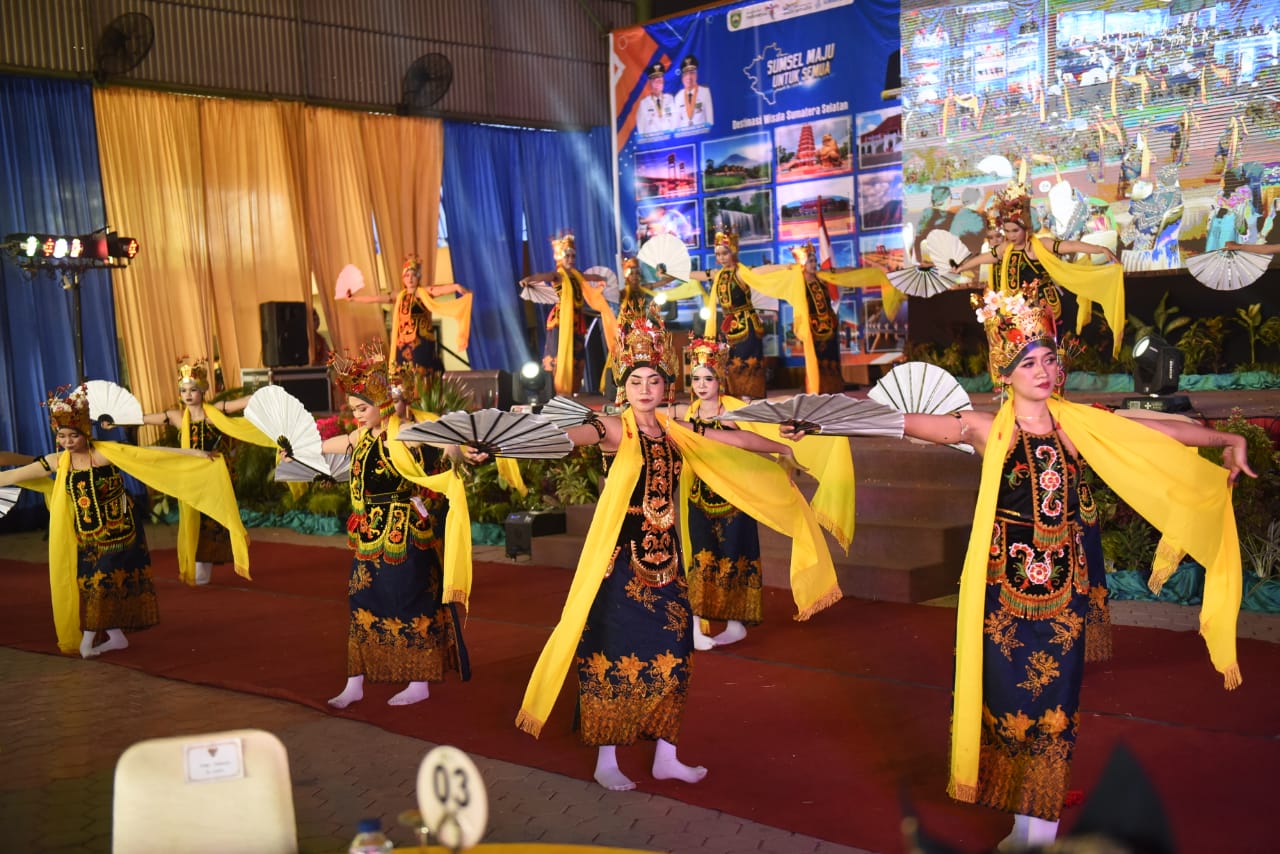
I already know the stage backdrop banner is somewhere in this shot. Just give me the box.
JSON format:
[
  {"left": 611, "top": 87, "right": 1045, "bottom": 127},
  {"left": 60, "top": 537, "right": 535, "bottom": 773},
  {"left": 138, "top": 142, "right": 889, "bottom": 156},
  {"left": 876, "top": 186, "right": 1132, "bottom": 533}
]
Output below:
[
  {"left": 900, "top": 0, "right": 1280, "bottom": 274},
  {"left": 611, "top": 0, "right": 901, "bottom": 365}
]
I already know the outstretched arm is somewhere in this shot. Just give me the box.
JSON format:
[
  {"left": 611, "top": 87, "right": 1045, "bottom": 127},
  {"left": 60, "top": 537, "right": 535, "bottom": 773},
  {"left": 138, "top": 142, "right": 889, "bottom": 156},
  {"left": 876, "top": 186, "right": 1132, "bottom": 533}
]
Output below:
[
  {"left": 1224, "top": 241, "right": 1280, "bottom": 255},
  {"left": 342, "top": 292, "right": 395, "bottom": 304},
  {"left": 1116, "top": 411, "right": 1256, "bottom": 482},
  {"left": 954, "top": 252, "right": 996, "bottom": 274},
  {"left": 213, "top": 396, "right": 250, "bottom": 415},
  {"left": 0, "top": 453, "right": 59, "bottom": 486},
  {"left": 141, "top": 409, "right": 182, "bottom": 427},
  {"left": 0, "top": 452, "right": 35, "bottom": 467},
  {"left": 565, "top": 416, "right": 621, "bottom": 453},
  {"left": 1046, "top": 237, "right": 1118, "bottom": 264},
  {"left": 424, "top": 283, "right": 468, "bottom": 297},
  {"left": 699, "top": 425, "right": 793, "bottom": 459}
]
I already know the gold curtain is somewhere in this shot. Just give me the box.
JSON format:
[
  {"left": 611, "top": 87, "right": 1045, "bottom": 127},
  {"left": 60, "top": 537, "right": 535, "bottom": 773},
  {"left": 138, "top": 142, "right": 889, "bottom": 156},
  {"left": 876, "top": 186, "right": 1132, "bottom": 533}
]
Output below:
[
  {"left": 199, "top": 98, "right": 310, "bottom": 386},
  {"left": 94, "top": 88, "right": 215, "bottom": 425},
  {"left": 361, "top": 113, "right": 443, "bottom": 291},
  {"left": 300, "top": 107, "right": 385, "bottom": 357}
]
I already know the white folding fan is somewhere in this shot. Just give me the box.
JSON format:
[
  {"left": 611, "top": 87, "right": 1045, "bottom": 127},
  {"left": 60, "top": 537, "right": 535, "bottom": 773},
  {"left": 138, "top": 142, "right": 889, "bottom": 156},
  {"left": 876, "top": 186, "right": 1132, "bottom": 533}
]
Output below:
[
  {"left": 244, "top": 385, "right": 327, "bottom": 471},
  {"left": 536, "top": 395, "right": 599, "bottom": 430},
  {"left": 584, "top": 266, "right": 621, "bottom": 306},
  {"left": 0, "top": 485, "right": 19, "bottom": 519},
  {"left": 713, "top": 394, "right": 904, "bottom": 438},
  {"left": 1048, "top": 181, "right": 1088, "bottom": 239},
  {"left": 85, "top": 380, "right": 144, "bottom": 427},
  {"left": 976, "top": 154, "right": 1014, "bottom": 179},
  {"left": 334, "top": 264, "right": 365, "bottom": 300},
  {"left": 1186, "top": 249, "right": 1271, "bottom": 291},
  {"left": 870, "top": 362, "right": 974, "bottom": 453},
  {"left": 637, "top": 233, "right": 692, "bottom": 282},
  {"left": 886, "top": 265, "right": 959, "bottom": 298},
  {"left": 923, "top": 229, "right": 969, "bottom": 270},
  {"left": 274, "top": 452, "right": 352, "bottom": 483},
  {"left": 519, "top": 279, "right": 559, "bottom": 305},
  {"left": 397, "top": 409, "right": 573, "bottom": 459}
]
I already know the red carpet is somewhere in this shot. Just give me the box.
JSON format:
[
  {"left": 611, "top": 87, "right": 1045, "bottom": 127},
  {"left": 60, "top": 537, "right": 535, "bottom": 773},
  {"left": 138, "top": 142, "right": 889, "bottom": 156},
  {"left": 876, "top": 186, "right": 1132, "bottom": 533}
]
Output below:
[{"left": 2, "top": 540, "right": 1277, "bottom": 853}]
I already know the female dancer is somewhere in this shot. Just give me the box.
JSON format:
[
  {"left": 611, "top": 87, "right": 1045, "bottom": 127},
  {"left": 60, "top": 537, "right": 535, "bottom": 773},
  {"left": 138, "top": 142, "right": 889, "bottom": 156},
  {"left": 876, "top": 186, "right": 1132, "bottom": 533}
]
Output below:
[
  {"left": 321, "top": 349, "right": 484, "bottom": 709},
  {"left": 0, "top": 385, "right": 247, "bottom": 657},
  {"left": 140, "top": 358, "right": 271, "bottom": 585},
  {"left": 867, "top": 287, "right": 1249, "bottom": 847},
  {"left": 954, "top": 181, "right": 1125, "bottom": 359},
  {"left": 689, "top": 227, "right": 767, "bottom": 399},
  {"left": 517, "top": 309, "right": 840, "bottom": 791}
]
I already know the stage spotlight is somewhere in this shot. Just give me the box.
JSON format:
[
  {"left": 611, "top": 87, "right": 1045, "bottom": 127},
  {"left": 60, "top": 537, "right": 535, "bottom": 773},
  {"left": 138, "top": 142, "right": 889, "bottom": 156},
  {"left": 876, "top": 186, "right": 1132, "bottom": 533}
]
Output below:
[
  {"left": 652, "top": 292, "right": 667, "bottom": 306},
  {"left": 698, "top": 305, "right": 711, "bottom": 322},
  {"left": 518, "top": 360, "right": 550, "bottom": 405},
  {"left": 1125, "top": 333, "right": 1189, "bottom": 412}
]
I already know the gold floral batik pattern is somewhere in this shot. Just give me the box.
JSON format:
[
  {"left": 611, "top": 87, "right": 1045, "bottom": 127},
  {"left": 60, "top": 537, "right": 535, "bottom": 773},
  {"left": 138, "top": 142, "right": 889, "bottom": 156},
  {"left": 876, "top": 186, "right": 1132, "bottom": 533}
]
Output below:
[
  {"left": 69, "top": 464, "right": 159, "bottom": 632},
  {"left": 343, "top": 430, "right": 466, "bottom": 683},
  {"left": 714, "top": 266, "right": 765, "bottom": 399},
  {"left": 576, "top": 432, "right": 693, "bottom": 747},
  {"left": 685, "top": 412, "right": 764, "bottom": 625},
  {"left": 976, "top": 428, "right": 1091, "bottom": 821}
]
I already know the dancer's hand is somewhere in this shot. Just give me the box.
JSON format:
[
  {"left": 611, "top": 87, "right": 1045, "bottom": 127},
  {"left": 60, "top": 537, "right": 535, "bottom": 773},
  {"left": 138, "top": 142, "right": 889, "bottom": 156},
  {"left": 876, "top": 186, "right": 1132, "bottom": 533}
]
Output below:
[{"left": 1222, "top": 436, "right": 1256, "bottom": 484}]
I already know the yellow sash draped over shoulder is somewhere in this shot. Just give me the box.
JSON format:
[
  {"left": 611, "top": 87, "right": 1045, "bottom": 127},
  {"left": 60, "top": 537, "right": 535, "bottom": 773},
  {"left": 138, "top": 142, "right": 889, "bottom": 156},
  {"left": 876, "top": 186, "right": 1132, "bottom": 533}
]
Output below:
[
  {"left": 949, "top": 398, "right": 1243, "bottom": 802},
  {"left": 553, "top": 269, "right": 619, "bottom": 396},
  {"left": 516, "top": 408, "right": 839, "bottom": 738},
  {"left": 175, "top": 404, "right": 273, "bottom": 585},
  {"left": 999, "top": 240, "right": 1126, "bottom": 358},
  {"left": 383, "top": 414, "right": 474, "bottom": 611},
  {"left": 389, "top": 288, "right": 474, "bottom": 370},
  {"left": 20, "top": 442, "right": 250, "bottom": 654}
]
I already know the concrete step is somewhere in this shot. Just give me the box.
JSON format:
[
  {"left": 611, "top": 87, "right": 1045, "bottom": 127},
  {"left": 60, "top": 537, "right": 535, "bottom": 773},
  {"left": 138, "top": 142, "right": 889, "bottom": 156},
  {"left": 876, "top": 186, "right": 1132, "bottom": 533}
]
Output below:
[
  {"left": 846, "top": 437, "right": 981, "bottom": 486},
  {"left": 850, "top": 483, "right": 978, "bottom": 524}
]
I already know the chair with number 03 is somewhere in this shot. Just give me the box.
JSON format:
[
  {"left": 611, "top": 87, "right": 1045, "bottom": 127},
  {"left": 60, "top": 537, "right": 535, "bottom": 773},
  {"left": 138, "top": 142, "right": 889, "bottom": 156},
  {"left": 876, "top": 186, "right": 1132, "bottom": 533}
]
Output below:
[{"left": 112, "top": 728, "right": 297, "bottom": 854}]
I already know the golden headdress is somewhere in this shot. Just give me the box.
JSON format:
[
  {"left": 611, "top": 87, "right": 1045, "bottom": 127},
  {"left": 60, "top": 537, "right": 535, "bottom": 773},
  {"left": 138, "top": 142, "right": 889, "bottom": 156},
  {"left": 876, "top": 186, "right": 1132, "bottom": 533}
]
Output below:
[
  {"left": 552, "top": 232, "right": 576, "bottom": 263},
  {"left": 713, "top": 225, "right": 739, "bottom": 253},
  {"left": 613, "top": 305, "right": 676, "bottom": 401},
  {"left": 45, "top": 384, "right": 92, "bottom": 435},
  {"left": 402, "top": 253, "right": 423, "bottom": 277},
  {"left": 996, "top": 180, "right": 1032, "bottom": 229},
  {"left": 685, "top": 336, "right": 729, "bottom": 379},
  {"left": 973, "top": 281, "right": 1057, "bottom": 384},
  {"left": 330, "top": 344, "right": 395, "bottom": 416},
  {"left": 176, "top": 356, "right": 210, "bottom": 391},
  {"left": 791, "top": 242, "right": 817, "bottom": 264}
]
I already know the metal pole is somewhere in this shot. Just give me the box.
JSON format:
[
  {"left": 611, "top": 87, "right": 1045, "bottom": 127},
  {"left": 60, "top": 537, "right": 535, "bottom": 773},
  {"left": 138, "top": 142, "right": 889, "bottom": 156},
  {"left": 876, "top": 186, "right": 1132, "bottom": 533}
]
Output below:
[{"left": 64, "top": 270, "right": 86, "bottom": 384}]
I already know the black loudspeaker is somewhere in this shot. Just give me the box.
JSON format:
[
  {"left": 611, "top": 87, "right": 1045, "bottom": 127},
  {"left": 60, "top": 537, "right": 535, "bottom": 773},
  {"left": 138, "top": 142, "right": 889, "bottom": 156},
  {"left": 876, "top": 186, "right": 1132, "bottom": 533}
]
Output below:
[
  {"left": 260, "top": 301, "right": 309, "bottom": 367},
  {"left": 443, "top": 370, "right": 513, "bottom": 410},
  {"left": 504, "top": 509, "right": 567, "bottom": 558},
  {"left": 270, "top": 367, "right": 332, "bottom": 413}
]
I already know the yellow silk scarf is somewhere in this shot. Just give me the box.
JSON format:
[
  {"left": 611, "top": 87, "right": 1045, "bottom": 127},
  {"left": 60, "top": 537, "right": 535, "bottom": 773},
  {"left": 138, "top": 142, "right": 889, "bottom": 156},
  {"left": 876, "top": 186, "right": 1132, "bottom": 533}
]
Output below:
[
  {"left": 685, "top": 396, "right": 855, "bottom": 552},
  {"left": 998, "top": 240, "right": 1125, "bottom": 358},
  {"left": 553, "top": 268, "right": 619, "bottom": 396},
  {"left": 21, "top": 442, "right": 251, "bottom": 654},
  {"left": 383, "top": 414, "right": 474, "bottom": 611},
  {"left": 388, "top": 288, "right": 474, "bottom": 371},
  {"left": 516, "top": 407, "right": 840, "bottom": 737},
  {"left": 175, "top": 404, "right": 273, "bottom": 585},
  {"left": 949, "top": 398, "right": 1243, "bottom": 802}
]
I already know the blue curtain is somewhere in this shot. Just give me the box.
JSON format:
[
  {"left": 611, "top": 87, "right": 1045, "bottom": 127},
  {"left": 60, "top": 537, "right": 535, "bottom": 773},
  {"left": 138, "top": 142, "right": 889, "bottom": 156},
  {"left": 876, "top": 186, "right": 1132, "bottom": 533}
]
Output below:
[
  {"left": 0, "top": 75, "right": 123, "bottom": 525},
  {"left": 443, "top": 123, "right": 618, "bottom": 379}
]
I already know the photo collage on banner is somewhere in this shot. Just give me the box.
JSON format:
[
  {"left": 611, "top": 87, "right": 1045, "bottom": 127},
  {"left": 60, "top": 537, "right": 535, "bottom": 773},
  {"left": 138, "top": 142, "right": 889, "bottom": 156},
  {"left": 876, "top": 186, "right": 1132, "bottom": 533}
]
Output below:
[
  {"left": 611, "top": 0, "right": 902, "bottom": 370},
  {"left": 900, "top": 0, "right": 1280, "bottom": 274}
]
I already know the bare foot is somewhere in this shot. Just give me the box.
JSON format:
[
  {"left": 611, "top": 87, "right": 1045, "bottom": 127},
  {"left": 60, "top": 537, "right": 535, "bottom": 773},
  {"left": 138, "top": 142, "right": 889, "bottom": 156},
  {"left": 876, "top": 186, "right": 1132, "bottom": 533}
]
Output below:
[
  {"left": 594, "top": 766, "right": 636, "bottom": 792},
  {"left": 712, "top": 621, "right": 747, "bottom": 646},
  {"left": 328, "top": 676, "right": 365, "bottom": 709},
  {"left": 79, "top": 631, "right": 98, "bottom": 659},
  {"left": 194, "top": 562, "right": 213, "bottom": 585},
  {"left": 87, "top": 631, "right": 130, "bottom": 658},
  {"left": 652, "top": 757, "right": 708, "bottom": 784},
  {"left": 692, "top": 618, "right": 716, "bottom": 651},
  {"left": 388, "top": 681, "right": 430, "bottom": 706}
]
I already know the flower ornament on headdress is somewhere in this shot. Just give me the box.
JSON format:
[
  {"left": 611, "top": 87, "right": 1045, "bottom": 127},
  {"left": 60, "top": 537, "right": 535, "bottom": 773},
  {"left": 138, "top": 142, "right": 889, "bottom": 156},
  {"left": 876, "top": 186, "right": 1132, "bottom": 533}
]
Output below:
[
  {"left": 552, "top": 232, "right": 576, "bottom": 263},
  {"left": 790, "top": 242, "right": 817, "bottom": 264},
  {"left": 45, "top": 384, "right": 93, "bottom": 435},
  {"left": 613, "top": 305, "right": 677, "bottom": 402},
  {"left": 973, "top": 280, "right": 1057, "bottom": 384},
  {"left": 686, "top": 336, "right": 729, "bottom": 379},
  {"left": 402, "top": 253, "right": 424, "bottom": 278},
  {"left": 997, "top": 180, "right": 1032, "bottom": 229},
  {"left": 713, "top": 225, "right": 739, "bottom": 253},
  {"left": 176, "top": 356, "right": 210, "bottom": 391},
  {"left": 330, "top": 344, "right": 395, "bottom": 416}
]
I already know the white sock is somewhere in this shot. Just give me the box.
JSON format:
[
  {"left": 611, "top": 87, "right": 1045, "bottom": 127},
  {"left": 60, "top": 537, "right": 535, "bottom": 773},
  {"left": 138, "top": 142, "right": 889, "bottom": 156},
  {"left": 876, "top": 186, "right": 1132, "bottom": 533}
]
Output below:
[
  {"left": 1026, "top": 817, "right": 1059, "bottom": 845},
  {"left": 194, "top": 562, "right": 213, "bottom": 585},
  {"left": 692, "top": 616, "right": 716, "bottom": 651},
  {"left": 328, "top": 675, "right": 365, "bottom": 709},
  {"left": 79, "top": 631, "right": 97, "bottom": 659},
  {"left": 388, "top": 681, "right": 430, "bottom": 706},
  {"left": 593, "top": 745, "right": 635, "bottom": 791}
]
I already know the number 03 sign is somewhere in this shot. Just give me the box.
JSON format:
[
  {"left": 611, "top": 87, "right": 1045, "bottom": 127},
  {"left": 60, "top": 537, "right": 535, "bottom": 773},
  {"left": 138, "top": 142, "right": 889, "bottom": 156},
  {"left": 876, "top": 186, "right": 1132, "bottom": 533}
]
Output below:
[{"left": 416, "top": 746, "right": 489, "bottom": 850}]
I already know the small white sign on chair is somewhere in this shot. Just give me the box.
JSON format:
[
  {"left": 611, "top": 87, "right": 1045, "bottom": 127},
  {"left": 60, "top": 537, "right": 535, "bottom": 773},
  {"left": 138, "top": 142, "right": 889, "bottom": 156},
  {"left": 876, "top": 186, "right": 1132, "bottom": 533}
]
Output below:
[
  {"left": 183, "top": 737, "right": 245, "bottom": 783},
  {"left": 417, "top": 745, "right": 488, "bottom": 850}
]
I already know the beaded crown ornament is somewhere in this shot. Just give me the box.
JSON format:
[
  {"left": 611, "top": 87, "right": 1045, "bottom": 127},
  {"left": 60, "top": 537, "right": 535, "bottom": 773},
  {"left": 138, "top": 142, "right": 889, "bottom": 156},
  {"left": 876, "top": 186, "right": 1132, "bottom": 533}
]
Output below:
[
  {"left": 613, "top": 305, "right": 677, "bottom": 401},
  {"left": 45, "top": 384, "right": 92, "bottom": 434},
  {"left": 713, "top": 225, "right": 739, "bottom": 253},
  {"left": 685, "top": 336, "right": 729, "bottom": 379},
  {"left": 996, "top": 180, "right": 1033, "bottom": 229},
  {"left": 790, "top": 242, "right": 818, "bottom": 264},
  {"left": 402, "top": 253, "right": 423, "bottom": 277},
  {"left": 176, "top": 357, "right": 210, "bottom": 391},
  {"left": 330, "top": 344, "right": 395, "bottom": 415},
  {"left": 552, "top": 232, "right": 576, "bottom": 263},
  {"left": 973, "top": 281, "right": 1057, "bottom": 384}
]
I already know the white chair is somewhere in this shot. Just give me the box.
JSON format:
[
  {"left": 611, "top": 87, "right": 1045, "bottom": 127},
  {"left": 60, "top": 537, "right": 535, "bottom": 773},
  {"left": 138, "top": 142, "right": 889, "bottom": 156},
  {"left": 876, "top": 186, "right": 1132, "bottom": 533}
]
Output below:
[{"left": 112, "top": 728, "right": 298, "bottom": 854}]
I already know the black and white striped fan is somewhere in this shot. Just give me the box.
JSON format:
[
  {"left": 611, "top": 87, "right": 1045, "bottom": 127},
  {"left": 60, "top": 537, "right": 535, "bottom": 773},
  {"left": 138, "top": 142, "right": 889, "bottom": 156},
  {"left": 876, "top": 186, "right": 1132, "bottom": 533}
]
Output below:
[
  {"left": 1186, "top": 249, "right": 1271, "bottom": 291},
  {"left": 396, "top": 409, "right": 573, "bottom": 459},
  {"left": 713, "top": 394, "right": 904, "bottom": 438},
  {"left": 274, "top": 453, "right": 352, "bottom": 483},
  {"left": 886, "top": 265, "right": 959, "bottom": 298},
  {"left": 536, "top": 395, "right": 599, "bottom": 429},
  {"left": 0, "top": 485, "right": 19, "bottom": 518},
  {"left": 870, "top": 362, "right": 974, "bottom": 453}
]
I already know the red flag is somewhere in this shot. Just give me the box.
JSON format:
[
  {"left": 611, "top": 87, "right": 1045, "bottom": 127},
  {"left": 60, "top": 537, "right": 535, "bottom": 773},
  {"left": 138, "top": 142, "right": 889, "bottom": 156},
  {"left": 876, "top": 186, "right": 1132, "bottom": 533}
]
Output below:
[{"left": 815, "top": 195, "right": 834, "bottom": 270}]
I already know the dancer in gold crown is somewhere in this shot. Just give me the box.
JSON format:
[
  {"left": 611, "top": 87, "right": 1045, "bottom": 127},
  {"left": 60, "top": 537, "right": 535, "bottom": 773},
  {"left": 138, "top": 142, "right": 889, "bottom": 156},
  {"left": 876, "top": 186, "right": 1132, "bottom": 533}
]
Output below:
[
  {"left": 140, "top": 357, "right": 271, "bottom": 586},
  {"left": 0, "top": 385, "right": 247, "bottom": 658},
  {"left": 517, "top": 307, "right": 839, "bottom": 792},
  {"left": 320, "top": 346, "right": 486, "bottom": 709}
]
